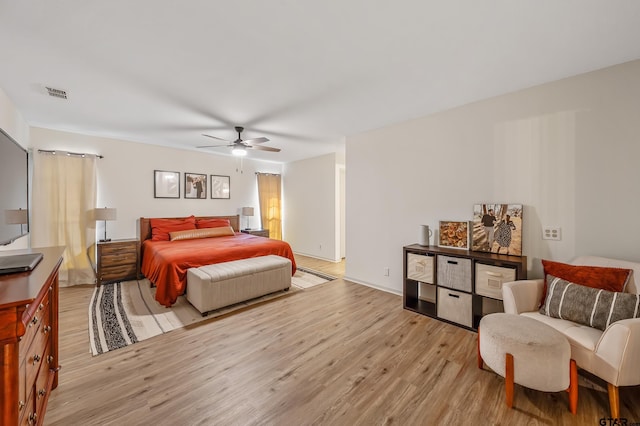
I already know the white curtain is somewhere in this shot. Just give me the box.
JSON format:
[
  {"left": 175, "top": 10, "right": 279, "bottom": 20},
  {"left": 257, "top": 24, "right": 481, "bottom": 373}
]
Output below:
[{"left": 31, "top": 152, "right": 97, "bottom": 286}]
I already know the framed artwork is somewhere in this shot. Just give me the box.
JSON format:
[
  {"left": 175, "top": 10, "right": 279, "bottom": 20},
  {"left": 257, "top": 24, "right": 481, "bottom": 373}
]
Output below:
[
  {"left": 184, "top": 172, "right": 207, "bottom": 199},
  {"left": 210, "top": 175, "right": 230, "bottom": 199},
  {"left": 154, "top": 170, "right": 180, "bottom": 199},
  {"left": 438, "top": 221, "right": 470, "bottom": 249},
  {"left": 472, "top": 204, "right": 523, "bottom": 255}
]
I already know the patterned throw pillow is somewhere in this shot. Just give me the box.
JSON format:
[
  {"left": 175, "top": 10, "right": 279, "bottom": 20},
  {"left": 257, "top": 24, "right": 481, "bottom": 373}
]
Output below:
[
  {"left": 540, "top": 274, "right": 640, "bottom": 331},
  {"left": 539, "top": 259, "right": 632, "bottom": 307}
]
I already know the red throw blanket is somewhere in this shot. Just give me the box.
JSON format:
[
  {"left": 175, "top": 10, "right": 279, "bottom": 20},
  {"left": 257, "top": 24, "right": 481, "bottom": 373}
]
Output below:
[{"left": 141, "top": 233, "right": 297, "bottom": 307}]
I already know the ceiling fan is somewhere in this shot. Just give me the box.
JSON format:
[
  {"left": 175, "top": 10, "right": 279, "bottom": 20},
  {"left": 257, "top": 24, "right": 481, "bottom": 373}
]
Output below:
[{"left": 198, "top": 126, "right": 281, "bottom": 156}]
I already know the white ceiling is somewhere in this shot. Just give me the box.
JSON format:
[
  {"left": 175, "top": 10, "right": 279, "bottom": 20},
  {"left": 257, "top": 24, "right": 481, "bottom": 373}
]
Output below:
[{"left": 1, "top": 1, "right": 640, "bottom": 163}]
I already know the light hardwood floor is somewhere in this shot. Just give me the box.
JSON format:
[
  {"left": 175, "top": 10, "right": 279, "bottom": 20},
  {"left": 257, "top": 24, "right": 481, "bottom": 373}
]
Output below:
[{"left": 45, "top": 255, "right": 639, "bottom": 425}]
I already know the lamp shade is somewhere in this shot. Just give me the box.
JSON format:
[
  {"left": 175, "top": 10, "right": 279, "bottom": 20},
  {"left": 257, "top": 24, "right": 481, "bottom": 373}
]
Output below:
[
  {"left": 95, "top": 207, "right": 117, "bottom": 221},
  {"left": 5, "top": 208, "right": 28, "bottom": 225},
  {"left": 242, "top": 207, "right": 254, "bottom": 217}
]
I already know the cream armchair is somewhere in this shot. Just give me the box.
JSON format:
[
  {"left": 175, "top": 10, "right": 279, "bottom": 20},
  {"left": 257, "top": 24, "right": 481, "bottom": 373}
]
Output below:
[{"left": 502, "top": 256, "right": 640, "bottom": 418}]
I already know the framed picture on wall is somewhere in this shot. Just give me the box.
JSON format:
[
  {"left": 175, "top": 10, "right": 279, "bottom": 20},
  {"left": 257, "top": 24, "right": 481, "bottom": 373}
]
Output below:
[
  {"left": 438, "top": 221, "right": 470, "bottom": 249},
  {"left": 210, "top": 175, "right": 230, "bottom": 199},
  {"left": 472, "top": 204, "right": 523, "bottom": 255},
  {"left": 185, "top": 172, "right": 207, "bottom": 199},
  {"left": 154, "top": 170, "right": 180, "bottom": 198}
]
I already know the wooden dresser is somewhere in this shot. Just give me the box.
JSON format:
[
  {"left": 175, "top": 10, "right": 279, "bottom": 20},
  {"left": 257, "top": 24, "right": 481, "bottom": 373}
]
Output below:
[{"left": 0, "top": 246, "right": 64, "bottom": 426}]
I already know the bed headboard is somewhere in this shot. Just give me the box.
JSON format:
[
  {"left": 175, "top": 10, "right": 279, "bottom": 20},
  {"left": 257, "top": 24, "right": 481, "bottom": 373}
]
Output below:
[{"left": 139, "top": 215, "right": 240, "bottom": 244}]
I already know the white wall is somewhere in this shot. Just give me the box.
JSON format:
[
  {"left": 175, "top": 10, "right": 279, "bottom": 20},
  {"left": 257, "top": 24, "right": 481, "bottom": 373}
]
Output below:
[
  {"left": 345, "top": 59, "right": 640, "bottom": 295},
  {"left": 0, "top": 87, "right": 30, "bottom": 250},
  {"left": 29, "top": 128, "right": 281, "bottom": 241},
  {"left": 283, "top": 153, "right": 341, "bottom": 261}
]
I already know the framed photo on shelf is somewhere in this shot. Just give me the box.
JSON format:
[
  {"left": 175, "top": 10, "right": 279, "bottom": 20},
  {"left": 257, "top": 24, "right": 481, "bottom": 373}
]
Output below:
[
  {"left": 438, "top": 221, "right": 470, "bottom": 249},
  {"left": 472, "top": 203, "right": 523, "bottom": 255},
  {"left": 210, "top": 175, "right": 230, "bottom": 199},
  {"left": 153, "top": 170, "right": 180, "bottom": 199},
  {"left": 185, "top": 172, "right": 207, "bottom": 199}
]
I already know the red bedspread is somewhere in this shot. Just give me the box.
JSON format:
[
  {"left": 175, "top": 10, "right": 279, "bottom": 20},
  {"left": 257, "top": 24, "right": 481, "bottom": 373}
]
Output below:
[{"left": 141, "top": 233, "right": 297, "bottom": 307}]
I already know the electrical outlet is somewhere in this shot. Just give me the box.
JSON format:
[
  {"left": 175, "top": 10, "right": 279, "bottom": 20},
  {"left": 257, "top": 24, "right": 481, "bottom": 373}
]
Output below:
[
  {"left": 542, "top": 226, "right": 561, "bottom": 241},
  {"left": 383, "top": 267, "right": 390, "bottom": 276}
]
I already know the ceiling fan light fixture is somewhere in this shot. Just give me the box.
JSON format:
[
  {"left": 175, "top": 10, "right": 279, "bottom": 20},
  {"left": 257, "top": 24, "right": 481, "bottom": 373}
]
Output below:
[{"left": 232, "top": 146, "right": 247, "bottom": 156}]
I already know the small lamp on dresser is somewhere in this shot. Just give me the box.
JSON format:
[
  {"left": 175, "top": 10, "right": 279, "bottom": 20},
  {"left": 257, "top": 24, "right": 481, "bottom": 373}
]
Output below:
[
  {"left": 242, "top": 206, "right": 254, "bottom": 230},
  {"left": 95, "top": 207, "right": 117, "bottom": 242},
  {"left": 5, "top": 207, "right": 28, "bottom": 235}
]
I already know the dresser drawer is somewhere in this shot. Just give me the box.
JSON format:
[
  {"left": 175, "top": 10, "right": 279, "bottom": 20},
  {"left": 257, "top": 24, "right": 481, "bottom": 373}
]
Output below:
[
  {"left": 475, "top": 263, "right": 516, "bottom": 300},
  {"left": 101, "top": 251, "right": 137, "bottom": 267},
  {"left": 35, "top": 341, "right": 53, "bottom": 414},
  {"left": 25, "top": 303, "right": 51, "bottom": 391},
  {"left": 437, "top": 255, "right": 472, "bottom": 292},
  {"left": 100, "top": 264, "right": 137, "bottom": 282},
  {"left": 20, "top": 389, "right": 35, "bottom": 426},
  {"left": 407, "top": 253, "right": 435, "bottom": 283},
  {"left": 20, "top": 313, "right": 42, "bottom": 359},
  {"left": 100, "top": 242, "right": 137, "bottom": 256},
  {"left": 20, "top": 292, "right": 50, "bottom": 362},
  {"left": 437, "top": 287, "right": 473, "bottom": 328}
]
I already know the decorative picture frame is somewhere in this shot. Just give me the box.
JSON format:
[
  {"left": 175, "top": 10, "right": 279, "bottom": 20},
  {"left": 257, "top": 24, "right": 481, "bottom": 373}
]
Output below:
[
  {"left": 438, "top": 221, "right": 470, "bottom": 249},
  {"left": 184, "top": 172, "right": 207, "bottom": 199},
  {"left": 153, "top": 170, "right": 180, "bottom": 199},
  {"left": 472, "top": 204, "right": 523, "bottom": 255},
  {"left": 210, "top": 175, "right": 230, "bottom": 199}
]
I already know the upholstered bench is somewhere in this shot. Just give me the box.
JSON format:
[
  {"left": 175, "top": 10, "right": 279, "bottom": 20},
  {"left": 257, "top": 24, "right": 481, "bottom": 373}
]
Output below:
[
  {"left": 186, "top": 255, "right": 292, "bottom": 315},
  {"left": 478, "top": 313, "right": 578, "bottom": 414}
]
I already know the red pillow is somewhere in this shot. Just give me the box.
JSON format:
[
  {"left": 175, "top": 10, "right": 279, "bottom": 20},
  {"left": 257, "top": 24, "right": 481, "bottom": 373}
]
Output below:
[
  {"left": 540, "top": 259, "right": 632, "bottom": 306},
  {"left": 150, "top": 216, "right": 196, "bottom": 241},
  {"left": 196, "top": 218, "right": 231, "bottom": 229}
]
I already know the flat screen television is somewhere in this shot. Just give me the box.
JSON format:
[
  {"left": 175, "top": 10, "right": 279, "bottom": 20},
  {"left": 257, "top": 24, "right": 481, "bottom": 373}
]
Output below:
[{"left": 0, "top": 128, "right": 29, "bottom": 246}]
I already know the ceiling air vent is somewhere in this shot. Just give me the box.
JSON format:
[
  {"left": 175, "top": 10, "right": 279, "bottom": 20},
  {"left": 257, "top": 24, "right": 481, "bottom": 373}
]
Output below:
[{"left": 45, "top": 87, "right": 68, "bottom": 99}]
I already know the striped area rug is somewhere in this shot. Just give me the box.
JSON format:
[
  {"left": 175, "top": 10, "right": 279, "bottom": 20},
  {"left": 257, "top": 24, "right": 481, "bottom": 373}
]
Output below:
[
  {"left": 88, "top": 268, "right": 333, "bottom": 355},
  {"left": 291, "top": 266, "right": 336, "bottom": 288}
]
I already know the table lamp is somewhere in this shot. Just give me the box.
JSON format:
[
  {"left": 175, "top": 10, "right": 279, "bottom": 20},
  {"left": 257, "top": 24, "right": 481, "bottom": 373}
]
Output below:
[
  {"left": 5, "top": 208, "right": 28, "bottom": 234},
  {"left": 242, "top": 207, "right": 254, "bottom": 230},
  {"left": 95, "top": 207, "right": 117, "bottom": 242}
]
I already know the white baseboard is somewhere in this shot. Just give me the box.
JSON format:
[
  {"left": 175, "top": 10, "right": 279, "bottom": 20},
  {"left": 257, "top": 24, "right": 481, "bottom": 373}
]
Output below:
[
  {"left": 293, "top": 251, "right": 341, "bottom": 263},
  {"left": 342, "top": 275, "right": 402, "bottom": 297}
]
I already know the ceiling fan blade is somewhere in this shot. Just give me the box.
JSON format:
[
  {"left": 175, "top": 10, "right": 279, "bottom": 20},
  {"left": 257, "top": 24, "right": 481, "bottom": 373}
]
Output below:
[
  {"left": 197, "top": 144, "right": 233, "bottom": 148},
  {"left": 243, "top": 137, "right": 269, "bottom": 145},
  {"left": 249, "top": 145, "right": 281, "bottom": 152},
  {"left": 202, "top": 134, "right": 231, "bottom": 142}
]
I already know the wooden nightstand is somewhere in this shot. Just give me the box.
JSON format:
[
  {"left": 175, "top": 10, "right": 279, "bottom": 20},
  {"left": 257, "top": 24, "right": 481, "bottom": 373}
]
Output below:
[
  {"left": 241, "top": 229, "right": 269, "bottom": 238},
  {"left": 96, "top": 239, "right": 139, "bottom": 286}
]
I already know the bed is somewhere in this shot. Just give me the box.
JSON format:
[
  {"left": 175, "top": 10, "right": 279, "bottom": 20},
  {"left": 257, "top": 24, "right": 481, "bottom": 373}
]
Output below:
[{"left": 139, "top": 215, "right": 297, "bottom": 307}]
